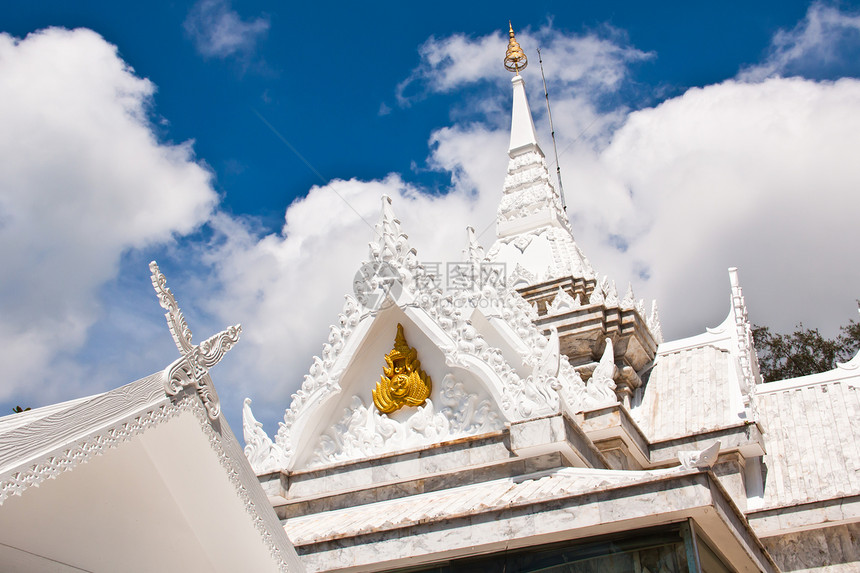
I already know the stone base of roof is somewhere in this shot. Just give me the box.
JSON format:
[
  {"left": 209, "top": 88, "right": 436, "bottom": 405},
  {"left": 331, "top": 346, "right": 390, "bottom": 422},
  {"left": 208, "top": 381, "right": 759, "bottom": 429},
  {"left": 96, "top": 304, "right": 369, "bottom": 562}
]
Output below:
[
  {"left": 761, "top": 521, "right": 860, "bottom": 572},
  {"left": 288, "top": 471, "right": 778, "bottom": 573},
  {"left": 748, "top": 494, "right": 860, "bottom": 537}
]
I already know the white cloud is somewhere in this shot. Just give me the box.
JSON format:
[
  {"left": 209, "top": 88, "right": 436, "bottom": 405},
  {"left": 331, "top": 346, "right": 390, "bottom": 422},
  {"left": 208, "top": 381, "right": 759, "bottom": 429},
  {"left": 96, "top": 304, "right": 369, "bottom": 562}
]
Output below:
[
  {"left": 396, "top": 25, "right": 651, "bottom": 108},
  {"left": 0, "top": 28, "right": 216, "bottom": 404},
  {"left": 740, "top": 2, "right": 860, "bottom": 81},
  {"left": 184, "top": 0, "right": 269, "bottom": 59},
  {"left": 594, "top": 77, "right": 860, "bottom": 337}
]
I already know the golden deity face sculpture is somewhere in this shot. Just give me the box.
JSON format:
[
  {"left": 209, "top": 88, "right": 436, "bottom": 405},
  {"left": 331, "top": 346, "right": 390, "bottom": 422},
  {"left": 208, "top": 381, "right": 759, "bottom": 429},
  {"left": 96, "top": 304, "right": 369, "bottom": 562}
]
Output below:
[{"left": 372, "top": 323, "right": 432, "bottom": 414}]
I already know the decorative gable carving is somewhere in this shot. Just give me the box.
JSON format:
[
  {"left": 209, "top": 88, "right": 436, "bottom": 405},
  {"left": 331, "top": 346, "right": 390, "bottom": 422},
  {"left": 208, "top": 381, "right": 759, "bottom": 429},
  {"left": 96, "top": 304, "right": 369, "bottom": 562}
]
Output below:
[
  {"left": 248, "top": 199, "right": 612, "bottom": 474},
  {"left": 546, "top": 287, "right": 580, "bottom": 315},
  {"left": 309, "top": 374, "right": 503, "bottom": 468}
]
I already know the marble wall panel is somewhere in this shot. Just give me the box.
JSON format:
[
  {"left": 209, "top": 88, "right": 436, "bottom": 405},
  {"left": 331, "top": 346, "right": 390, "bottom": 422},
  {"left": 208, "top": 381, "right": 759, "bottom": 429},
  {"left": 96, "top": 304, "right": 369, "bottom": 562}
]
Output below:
[{"left": 763, "top": 522, "right": 860, "bottom": 572}]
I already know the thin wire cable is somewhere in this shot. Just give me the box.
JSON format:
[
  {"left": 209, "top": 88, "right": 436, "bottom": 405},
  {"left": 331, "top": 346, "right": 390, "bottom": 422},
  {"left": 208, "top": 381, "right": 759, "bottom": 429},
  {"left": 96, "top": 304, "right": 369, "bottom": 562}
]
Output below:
[
  {"left": 549, "top": 116, "right": 600, "bottom": 170},
  {"left": 537, "top": 47, "right": 566, "bottom": 211},
  {"left": 0, "top": 541, "right": 93, "bottom": 572}
]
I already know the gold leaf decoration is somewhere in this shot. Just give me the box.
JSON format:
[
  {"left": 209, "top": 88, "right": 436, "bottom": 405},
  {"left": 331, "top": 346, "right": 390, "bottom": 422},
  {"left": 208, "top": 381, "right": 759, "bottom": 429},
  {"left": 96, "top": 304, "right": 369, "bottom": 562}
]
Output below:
[{"left": 373, "top": 323, "right": 432, "bottom": 414}]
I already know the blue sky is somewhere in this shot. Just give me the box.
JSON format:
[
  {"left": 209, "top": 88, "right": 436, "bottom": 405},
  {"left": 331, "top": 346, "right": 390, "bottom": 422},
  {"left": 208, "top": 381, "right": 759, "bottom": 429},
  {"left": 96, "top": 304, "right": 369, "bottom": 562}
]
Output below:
[
  {"left": 2, "top": 1, "right": 860, "bottom": 436},
  {"left": 1, "top": 0, "right": 834, "bottom": 223}
]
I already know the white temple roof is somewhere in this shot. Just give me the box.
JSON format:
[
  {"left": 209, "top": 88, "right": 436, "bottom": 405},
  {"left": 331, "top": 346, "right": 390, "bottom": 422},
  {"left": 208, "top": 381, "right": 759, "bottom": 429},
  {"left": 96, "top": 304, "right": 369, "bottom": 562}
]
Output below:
[
  {"left": 0, "top": 371, "right": 303, "bottom": 572},
  {"left": 634, "top": 344, "right": 743, "bottom": 441},
  {"left": 0, "top": 261, "right": 305, "bottom": 573},
  {"left": 755, "top": 354, "right": 860, "bottom": 510},
  {"left": 632, "top": 268, "right": 758, "bottom": 443}
]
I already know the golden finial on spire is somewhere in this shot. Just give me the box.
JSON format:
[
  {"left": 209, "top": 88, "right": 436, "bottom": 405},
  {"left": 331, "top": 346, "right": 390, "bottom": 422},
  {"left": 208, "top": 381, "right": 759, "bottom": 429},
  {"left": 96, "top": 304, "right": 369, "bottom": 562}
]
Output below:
[{"left": 504, "top": 21, "right": 528, "bottom": 74}]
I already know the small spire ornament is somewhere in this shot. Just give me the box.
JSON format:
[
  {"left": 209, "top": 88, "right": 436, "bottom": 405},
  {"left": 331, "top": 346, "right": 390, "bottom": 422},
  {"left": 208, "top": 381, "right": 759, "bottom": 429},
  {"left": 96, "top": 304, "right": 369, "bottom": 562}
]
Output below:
[{"left": 504, "top": 22, "right": 528, "bottom": 74}]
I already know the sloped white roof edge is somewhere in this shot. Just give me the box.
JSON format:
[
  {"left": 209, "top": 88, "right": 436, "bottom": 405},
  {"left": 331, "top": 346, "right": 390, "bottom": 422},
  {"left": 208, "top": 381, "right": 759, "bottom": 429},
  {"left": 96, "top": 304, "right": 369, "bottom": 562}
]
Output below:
[
  {"left": 756, "top": 348, "right": 860, "bottom": 394},
  {"left": 0, "top": 372, "right": 303, "bottom": 572},
  {"left": 657, "top": 303, "right": 735, "bottom": 356}
]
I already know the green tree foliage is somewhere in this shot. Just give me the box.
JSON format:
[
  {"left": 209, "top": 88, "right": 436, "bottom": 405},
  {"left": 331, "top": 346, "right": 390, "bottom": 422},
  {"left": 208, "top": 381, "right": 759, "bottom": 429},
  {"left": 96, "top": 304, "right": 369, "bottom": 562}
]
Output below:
[{"left": 753, "top": 315, "right": 860, "bottom": 382}]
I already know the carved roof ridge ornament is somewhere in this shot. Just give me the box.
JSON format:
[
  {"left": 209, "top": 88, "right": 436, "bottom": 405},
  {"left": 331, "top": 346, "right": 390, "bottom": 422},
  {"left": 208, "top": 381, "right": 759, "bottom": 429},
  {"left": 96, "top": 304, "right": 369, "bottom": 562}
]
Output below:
[
  {"left": 728, "top": 267, "right": 761, "bottom": 419},
  {"left": 150, "top": 261, "right": 241, "bottom": 420},
  {"left": 373, "top": 323, "right": 432, "bottom": 414},
  {"left": 369, "top": 195, "right": 414, "bottom": 267},
  {"left": 464, "top": 226, "right": 485, "bottom": 267},
  {"left": 648, "top": 299, "right": 664, "bottom": 344},
  {"left": 243, "top": 398, "right": 287, "bottom": 474},
  {"left": 546, "top": 286, "right": 579, "bottom": 315},
  {"left": 357, "top": 195, "right": 421, "bottom": 311},
  {"left": 585, "top": 338, "right": 618, "bottom": 408}
]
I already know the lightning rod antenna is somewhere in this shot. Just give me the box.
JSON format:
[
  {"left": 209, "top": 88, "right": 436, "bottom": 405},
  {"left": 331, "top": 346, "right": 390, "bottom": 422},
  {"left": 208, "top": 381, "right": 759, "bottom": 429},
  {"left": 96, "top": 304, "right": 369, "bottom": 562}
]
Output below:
[{"left": 537, "top": 47, "right": 566, "bottom": 211}]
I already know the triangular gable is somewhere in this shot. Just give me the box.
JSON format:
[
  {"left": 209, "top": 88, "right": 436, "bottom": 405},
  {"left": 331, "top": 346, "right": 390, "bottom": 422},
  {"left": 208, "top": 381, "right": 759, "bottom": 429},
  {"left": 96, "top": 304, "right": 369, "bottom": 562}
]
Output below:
[{"left": 246, "top": 197, "right": 635, "bottom": 474}]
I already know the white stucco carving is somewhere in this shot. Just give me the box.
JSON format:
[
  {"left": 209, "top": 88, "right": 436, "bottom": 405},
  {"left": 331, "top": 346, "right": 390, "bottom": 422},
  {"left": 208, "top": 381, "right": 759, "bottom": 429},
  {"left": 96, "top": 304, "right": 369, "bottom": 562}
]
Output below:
[
  {"left": 369, "top": 195, "right": 415, "bottom": 271},
  {"left": 488, "top": 226, "right": 594, "bottom": 287},
  {"left": 585, "top": 338, "right": 618, "bottom": 408},
  {"left": 420, "top": 287, "right": 557, "bottom": 420},
  {"left": 150, "top": 261, "right": 240, "bottom": 420},
  {"left": 491, "top": 288, "right": 587, "bottom": 416},
  {"left": 546, "top": 287, "right": 580, "bottom": 315},
  {"left": 269, "top": 195, "right": 603, "bottom": 472},
  {"left": 275, "top": 293, "right": 362, "bottom": 462},
  {"left": 588, "top": 282, "right": 605, "bottom": 305},
  {"left": 728, "top": 268, "right": 763, "bottom": 424},
  {"left": 648, "top": 300, "right": 664, "bottom": 344},
  {"left": 621, "top": 283, "right": 636, "bottom": 311},
  {"left": 497, "top": 150, "right": 569, "bottom": 233},
  {"left": 463, "top": 226, "right": 485, "bottom": 266},
  {"left": 353, "top": 195, "right": 420, "bottom": 310},
  {"left": 534, "top": 327, "right": 561, "bottom": 380},
  {"left": 510, "top": 263, "right": 536, "bottom": 286},
  {"left": 604, "top": 279, "right": 620, "bottom": 308},
  {"left": 188, "top": 398, "right": 294, "bottom": 572},
  {"left": 308, "top": 374, "right": 503, "bottom": 467},
  {"left": 729, "top": 268, "right": 760, "bottom": 393},
  {"left": 243, "top": 398, "right": 287, "bottom": 474},
  {"left": 485, "top": 93, "right": 596, "bottom": 287}
]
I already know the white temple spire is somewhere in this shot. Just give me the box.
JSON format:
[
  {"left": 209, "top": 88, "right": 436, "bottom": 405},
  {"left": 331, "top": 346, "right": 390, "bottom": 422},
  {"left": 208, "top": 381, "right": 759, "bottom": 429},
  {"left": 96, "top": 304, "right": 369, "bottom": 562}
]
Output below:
[
  {"left": 509, "top": 74, "right": 542, "bottom": 158},
  {"left": 485, "top": 24, "right": 593, "bottom": 285},
  {"left": 504, "top": 24, "right": 541, "bottom": 157}
]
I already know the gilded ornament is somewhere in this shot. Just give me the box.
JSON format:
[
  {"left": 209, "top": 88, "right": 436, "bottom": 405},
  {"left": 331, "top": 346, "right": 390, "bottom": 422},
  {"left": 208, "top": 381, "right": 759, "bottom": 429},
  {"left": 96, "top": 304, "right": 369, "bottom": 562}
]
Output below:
[
  {"left": 373, "top": 324, "right": 431, "bottom": 414},
  {"left": 504, "top": 22, "right": 528, "bottom": 74}
]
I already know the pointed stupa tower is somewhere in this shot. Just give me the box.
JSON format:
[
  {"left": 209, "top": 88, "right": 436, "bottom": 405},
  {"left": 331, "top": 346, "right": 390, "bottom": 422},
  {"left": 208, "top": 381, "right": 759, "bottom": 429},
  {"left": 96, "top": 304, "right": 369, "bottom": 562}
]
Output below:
[
  {"left": 487, "top": 25, "right": 658, "bottom": 385},
  {"left": 486, "top": 23, "right": 594, "bottom": 293}
]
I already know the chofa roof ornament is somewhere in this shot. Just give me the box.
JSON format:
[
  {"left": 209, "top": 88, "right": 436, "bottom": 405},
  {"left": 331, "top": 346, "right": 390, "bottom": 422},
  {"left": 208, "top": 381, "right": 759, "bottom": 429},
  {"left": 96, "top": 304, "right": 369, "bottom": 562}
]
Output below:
[{"left": 150, "top": 261, "right": 241, "bottom": 420}]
